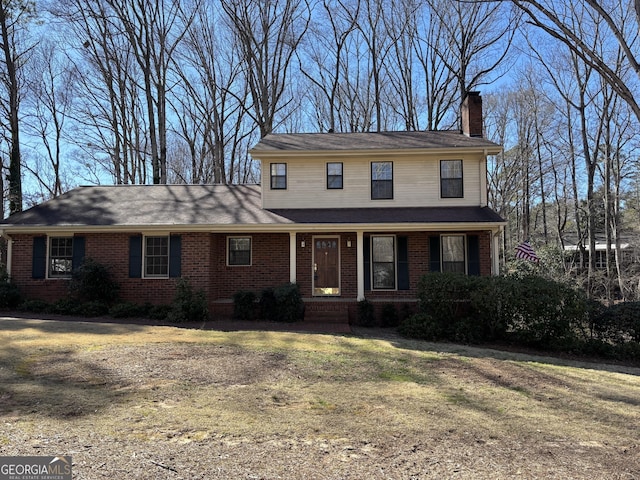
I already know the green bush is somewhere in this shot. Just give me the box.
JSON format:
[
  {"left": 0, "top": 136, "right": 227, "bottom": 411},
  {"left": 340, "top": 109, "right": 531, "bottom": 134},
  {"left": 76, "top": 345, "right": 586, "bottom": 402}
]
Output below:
[
  {"left": 397, "top": 313, "right": 441, "bottom": 341},
  {"left": 77, "top": 301, "right": 110, "bottom": 317},
  {"left": 18, "top": 299, "right": 50, "bottom": 313},
  {"left": 0, "top": 280, "right": 21, "bottom": 308},
  {"left": 381, "top": 303, "right": 399, "bottom": 328},
  {"left": 258, "top": 283, "right": 304, "bottom": 323},
  {"left": 148, "top": 304, "right": 171, "bottom": 320},
  {"left": 357, "top": 299, "right": 376, "bottom": 327},
  {"left": 166, "top": 278, "right": 209, "bottom": 323},
  {"left": 69, "top": 258, "right": 119, "bottom": 303},
  {"left": 233, "top": 290, "right": 257, "bottom": 320},
  {"left": 109, "top": 302, "right": 151, "bottom": 319},
  {"left": 259, "top": 287, "right": 278, "bottom": 321},
  {"left": 272, "top": 283, "right": 304, "bottom": 323},
  {"left": 50, "top": 298, "right": 83, "bottom": 316}
]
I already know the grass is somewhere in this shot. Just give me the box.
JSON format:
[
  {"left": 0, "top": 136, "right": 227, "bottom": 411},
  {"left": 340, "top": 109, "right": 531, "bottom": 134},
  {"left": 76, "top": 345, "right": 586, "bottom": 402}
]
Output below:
[{"left": 0, "top": 316, "right": 639, "bottom": 478}]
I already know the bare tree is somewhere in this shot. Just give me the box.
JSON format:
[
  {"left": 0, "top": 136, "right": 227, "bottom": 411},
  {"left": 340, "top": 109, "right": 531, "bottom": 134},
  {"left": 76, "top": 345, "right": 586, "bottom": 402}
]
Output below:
[
  {"left": 222, "top": 0, "right": 311, "bottom": 138},
  {"left": 506, "top": 0, "right": 640, "bottom": 123},
  {"left": 0, "top": 0, "right": 35, "bottom": 214}
]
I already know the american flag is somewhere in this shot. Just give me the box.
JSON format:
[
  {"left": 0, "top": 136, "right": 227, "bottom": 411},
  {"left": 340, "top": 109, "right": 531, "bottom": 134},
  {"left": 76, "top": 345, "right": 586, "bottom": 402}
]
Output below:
[{"left": 515, "top": 241, "right": 539, "bottom": 263}]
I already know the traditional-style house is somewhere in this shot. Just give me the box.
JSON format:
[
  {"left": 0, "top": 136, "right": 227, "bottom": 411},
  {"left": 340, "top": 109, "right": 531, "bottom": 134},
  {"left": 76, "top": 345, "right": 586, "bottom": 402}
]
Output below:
[{"left": 0, "top": 92, "right": 505, "bottom": 323}]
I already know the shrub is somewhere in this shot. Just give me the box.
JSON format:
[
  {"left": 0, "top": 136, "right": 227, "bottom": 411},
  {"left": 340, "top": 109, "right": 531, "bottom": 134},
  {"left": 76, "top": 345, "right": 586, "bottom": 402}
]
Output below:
[
  {"left": 50, "top": 298, "right": 83, "bottom": 316},
  {"left": 0, "top": 280, "right": 21, "bottom": 308},
  {"left": 18, "top": 299, "right": 50, "bottom": 313},
  {"left": 381, "top": 303, "right": 399, "bottom": 328},
  {"left": 272, "top": 282, "right": 304, "bottom": 323},
  {"left": 259, "top": 287, "right": 278, "bottom": 321},
  {"left": 148, "top": 304, "right": 171, "bottom": 321},
  {"left": 109, "top": 302, "right": 150, "bottom": 319},
  {"left": 166, "top": 278, "right": 209, "bottom": 323},
  {"left": 77, "top": 301, "right": 110, "bottom": 317},
  {"left": 233, "top": 290, "right": 257, "bottom": 320},
  {"left": 398, "top": 313, "right": 441, "bottom": 341},
  {"left": 357, "top": 299, "right": 375, "bottom": 327},
  {"left": 258, "top": 283, "right": 304, "bottom": 323},
  {"left": 69, "top": 258, "right": 119, "bottom": 304}
]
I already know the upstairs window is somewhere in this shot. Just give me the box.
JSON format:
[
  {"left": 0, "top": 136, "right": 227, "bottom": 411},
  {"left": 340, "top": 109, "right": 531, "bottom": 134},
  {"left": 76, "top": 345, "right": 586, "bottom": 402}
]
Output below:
[
  {"left": 441, "top": 160, "right": 463, "bottom": 198},
  {"left": 145, "top": 236, "right": 169, "bottom": 277},
  {"left": 270, "top": 163, "right": 287, "bottom": 189},
  {"left": 49, "top": 237, "right": 73, "bottom": 278},
  {"left": 228, "top": 237, "right": 252, "bottom": 266},
  {"left": 327, "top": 162, "right": 343, "bottom": 189},
  {"left": 371, "top": 161, "right": 393, "bottom": 199}
]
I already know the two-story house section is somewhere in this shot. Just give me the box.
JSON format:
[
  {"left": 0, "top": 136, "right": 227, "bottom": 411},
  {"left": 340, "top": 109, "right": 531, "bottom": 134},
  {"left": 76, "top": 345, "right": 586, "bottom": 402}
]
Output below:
[{"left": 0, "top": 92, "right": 506, "bottom": 324}]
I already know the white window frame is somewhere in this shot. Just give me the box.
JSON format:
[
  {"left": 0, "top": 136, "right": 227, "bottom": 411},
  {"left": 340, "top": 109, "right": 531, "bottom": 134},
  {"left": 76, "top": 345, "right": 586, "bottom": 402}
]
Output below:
[
  {"left": 143, "top": 235, "right": 169, "bottom": 278},
  {"left": 47, "top": 236, "right": 74, "bottom": 279},
  {"left": 227, "top": 236, "right": 252, "bottom": 266},
  {"left": 371, "top": 234, "right": 397, "bottom": 290}
]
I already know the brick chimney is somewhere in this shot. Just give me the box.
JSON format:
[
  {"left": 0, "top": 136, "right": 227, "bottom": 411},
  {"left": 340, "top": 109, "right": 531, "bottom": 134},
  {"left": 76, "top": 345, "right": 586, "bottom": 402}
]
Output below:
[{"left": 461, "top": 91, "right": 483, "bottom": 137}]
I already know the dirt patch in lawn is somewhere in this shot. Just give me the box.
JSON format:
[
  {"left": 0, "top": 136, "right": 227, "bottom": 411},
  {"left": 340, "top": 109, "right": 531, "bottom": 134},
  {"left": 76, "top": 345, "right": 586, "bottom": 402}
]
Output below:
[{"left": 0, "top": 316, "right": 639, "bottom": 479}]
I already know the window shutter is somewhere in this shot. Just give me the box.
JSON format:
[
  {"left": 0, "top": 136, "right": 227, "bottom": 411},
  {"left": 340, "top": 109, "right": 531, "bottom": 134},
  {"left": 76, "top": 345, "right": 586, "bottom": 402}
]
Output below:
[
  {"left": 129, "top": 235, "right": 142, "bottom": 278},
  {"left": 169, "top": 235, "right": 182, "bottom": 278},
  {"left": 32, "top": 236, "right": 47, "bottom": 279},
  {"left": 363, "top": 236, "right": 371, "bottom": 291},
  {"left": 72, "top": 236, "right": 86, "bottom": 271},
  {"left": 429, "top": 236, "right": 441, "bottom": 273},
  {"left": 397, "top": 236, "right": 409, "bottom": 290},
  {"left": 467, "top": 235, "right": 480, "bottom": 276}
]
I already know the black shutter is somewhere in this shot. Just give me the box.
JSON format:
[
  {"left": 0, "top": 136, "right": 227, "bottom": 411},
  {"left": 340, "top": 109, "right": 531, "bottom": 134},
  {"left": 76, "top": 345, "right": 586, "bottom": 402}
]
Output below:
[
  {"left": 72, "top": 236, "right": 86, "bottom": 271},
  {"left": 169, "top": 235, "right": 182, "bottom": 278},
  {"left": 429, "top": 236, "right": 441, "bottom": 273},
  {"left": 32, "top": 236, "right": 47, "bottom": 279},
  {"left": 397, "top": 236, "right": 409, "bottom": 290},
  {"left": 363, "top": 236, "right": 371, "bottom": 291},
  {"left": 467, "top": 235, "right": 480, "bottom": 276},
  {"left": 129, "top": 235, "right": 142, "bottom": 278}
]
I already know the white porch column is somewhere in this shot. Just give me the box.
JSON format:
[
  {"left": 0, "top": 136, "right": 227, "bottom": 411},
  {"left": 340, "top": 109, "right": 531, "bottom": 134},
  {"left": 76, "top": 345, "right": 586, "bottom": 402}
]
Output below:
[
  {"left": 289, "top": 231, "right": 297, "bottom": 283},
  {"left": 356, "top": 230, "right": 365, "bottom": 300},
  {"left": 492, "top": 230, "right": 501, "bottom": 275}
]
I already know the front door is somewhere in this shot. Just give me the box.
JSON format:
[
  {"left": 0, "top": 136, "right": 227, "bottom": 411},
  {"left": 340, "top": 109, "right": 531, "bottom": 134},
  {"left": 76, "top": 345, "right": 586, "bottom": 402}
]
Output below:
[{"left": 314, "top": 237, "right": 340, "bottom": 295}]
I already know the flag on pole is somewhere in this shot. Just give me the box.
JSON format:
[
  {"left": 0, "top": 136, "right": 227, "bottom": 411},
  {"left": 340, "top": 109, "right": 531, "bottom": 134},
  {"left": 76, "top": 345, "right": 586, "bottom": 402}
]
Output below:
[{"left": 515, "top": 241, "right": 539, "bottom": 263}]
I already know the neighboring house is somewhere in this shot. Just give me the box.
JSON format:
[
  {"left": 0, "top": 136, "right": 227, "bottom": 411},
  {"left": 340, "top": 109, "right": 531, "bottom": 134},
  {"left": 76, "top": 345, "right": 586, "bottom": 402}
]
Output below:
[
  {"left": 0, "top": 92, "right": 505, "bottom": 322},
  {"left": 563, "top": 237, "right": 634, "bottom": 270}
]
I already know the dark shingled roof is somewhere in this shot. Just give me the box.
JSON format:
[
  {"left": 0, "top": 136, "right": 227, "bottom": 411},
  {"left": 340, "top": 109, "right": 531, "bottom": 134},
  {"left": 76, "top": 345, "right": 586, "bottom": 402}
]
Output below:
[
  {"left": 0, "top": 184, "right": 505, "bottom": 229},
  {"left": 250, "top": 131, "right": 501, "bottom": 153}
]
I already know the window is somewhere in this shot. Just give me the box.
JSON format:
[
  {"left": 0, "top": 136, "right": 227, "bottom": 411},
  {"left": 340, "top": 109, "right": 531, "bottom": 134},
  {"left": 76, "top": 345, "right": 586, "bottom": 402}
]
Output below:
[
  {"left": 327, "top": 162, "right": 343, "bottom": 189},
  {"left": 372, "top": 236, "right": 396, "bottom": 289},
  {"left": 49, "top": 237, "right": 73, "bottom": 278},
  {"left": 228, "top": 237, "right": 252, "bottom": 266},
  {"left": 441, "top": 160, "right": 463, "bottom": 198},
  {"left": 371, "top": 161, "right": 393, "bottom": 199},
  {"left": 441, "top": 235, "right": 465, "bottom": 273},
  {"left": 145, "top": 236, "right": 169, "bottom": 277},
  {"left": 270, "top": 163, "right": 287, "bottom": 189}
]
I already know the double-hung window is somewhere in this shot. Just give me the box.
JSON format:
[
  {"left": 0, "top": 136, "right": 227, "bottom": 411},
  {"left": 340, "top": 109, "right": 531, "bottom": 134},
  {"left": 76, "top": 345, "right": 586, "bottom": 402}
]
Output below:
[
  {"left": 440, "top": 160, "right": 463, "bottom": 198},
  {"left": 327, "top": 162, "right": 343, "bottom": 189},
  {"left": 441, "top": 235, "right": 465, "bottom": 273},
  {"left": 270, "top": 163, "right": 287, "bottom": 189},
  {"left": 49, "top": 237, "right": 73, "bottom": 278},
  {"left": 371, "top": 235, "right": 396, "bottom": 289},
  {"left": 145, "top": 236, "right": 169, "bottom": 277},
  {"left": 371, "top": 161, "right": 393, "bottom": 199},
  {"left": 228, "top": 237, "right": 252, "bottom": 266}
]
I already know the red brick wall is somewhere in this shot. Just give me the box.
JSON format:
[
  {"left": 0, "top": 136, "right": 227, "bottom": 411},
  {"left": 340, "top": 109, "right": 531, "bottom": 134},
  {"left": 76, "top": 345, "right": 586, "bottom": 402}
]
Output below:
[
  {"left": 8, "top": 229, "right": 494, "bottom": 307},
  {"left": 211, "top": 233, "right": 290, "bottom": 299}
]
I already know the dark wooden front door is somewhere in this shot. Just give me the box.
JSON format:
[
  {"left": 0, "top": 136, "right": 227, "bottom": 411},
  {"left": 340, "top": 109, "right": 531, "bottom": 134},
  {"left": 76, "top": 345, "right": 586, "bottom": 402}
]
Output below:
[{"left": 314, "top": 237, "right": 340, "bottom": 295}]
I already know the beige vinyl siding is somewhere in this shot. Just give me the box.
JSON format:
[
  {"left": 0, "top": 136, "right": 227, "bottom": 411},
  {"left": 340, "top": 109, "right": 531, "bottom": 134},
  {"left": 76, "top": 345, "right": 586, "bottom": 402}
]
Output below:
[{"left": 261, "top": 154, "right": 483, "bottom": 209}]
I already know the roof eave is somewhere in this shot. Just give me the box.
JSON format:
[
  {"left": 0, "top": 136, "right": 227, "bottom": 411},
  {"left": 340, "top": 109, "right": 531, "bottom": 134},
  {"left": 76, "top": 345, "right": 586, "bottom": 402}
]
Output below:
[
  {"left": 0, "top": 220, "right": 507, "bottom": 236},
  {"left": 249, "top": 146, "right": 503, "bottom": 158}
]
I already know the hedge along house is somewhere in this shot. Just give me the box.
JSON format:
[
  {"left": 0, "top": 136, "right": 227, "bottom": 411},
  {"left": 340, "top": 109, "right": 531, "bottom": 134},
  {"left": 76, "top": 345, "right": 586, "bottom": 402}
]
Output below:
[{"left": 0, "top": 92, "right": 505, "bottom": 323}]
